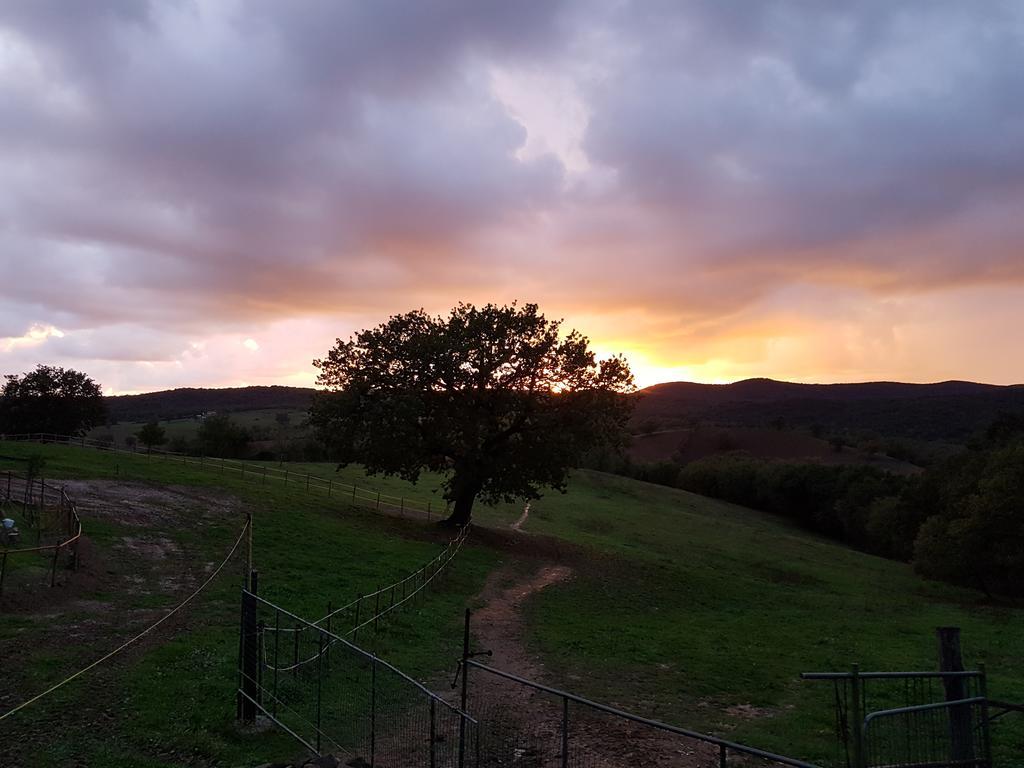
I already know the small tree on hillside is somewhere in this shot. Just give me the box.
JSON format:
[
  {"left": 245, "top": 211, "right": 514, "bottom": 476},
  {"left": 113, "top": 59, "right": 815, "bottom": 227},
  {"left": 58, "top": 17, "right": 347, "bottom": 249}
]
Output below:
[
  {"left": 310, "top": 302, "right": 635, "bottom": 527},
  {"left": 197, "top": 414, "right": 250, "bottom": 458},
  {"left": 0, "top": 365, "right": 106, "bottom": 437},
  {"left": 136, "top": 421, "right": 167, "bottom": 452}
]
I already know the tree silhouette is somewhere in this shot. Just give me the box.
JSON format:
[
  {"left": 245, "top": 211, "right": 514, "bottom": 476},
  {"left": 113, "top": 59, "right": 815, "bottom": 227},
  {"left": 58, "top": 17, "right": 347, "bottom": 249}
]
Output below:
[
  {"left": 0, "top": 365, "right": 106, "bottom": 437},
  {"left": 310, "top": 303, "right": 635, "bottom": 526}
]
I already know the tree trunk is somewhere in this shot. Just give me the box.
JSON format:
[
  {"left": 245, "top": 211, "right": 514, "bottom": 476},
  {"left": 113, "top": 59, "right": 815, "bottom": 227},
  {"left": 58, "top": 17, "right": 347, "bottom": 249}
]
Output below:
[{"left": 442, "top": 475, "right": 480, "bottom": 528}]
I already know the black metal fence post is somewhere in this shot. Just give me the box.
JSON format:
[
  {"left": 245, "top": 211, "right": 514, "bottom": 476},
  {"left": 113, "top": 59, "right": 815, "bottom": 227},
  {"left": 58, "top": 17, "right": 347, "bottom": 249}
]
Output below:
[
  {"left": 273, "top": 610, "right": 281, "bottom": 718},
  {"left": 316, "top": 630, "right": 324, "bottom": 754},
  {"left": 239, "top": 570, "right": 259, "bottom": 723},
  {"left": 353, "top": 595, "right": 362, "bottom": 642},
  {"left": 326, "top": 601, "right": 332, "bottom": 672},
  {"left": 978, "top": 662, "right": 993, "bottom": 767},
  {"left": 370, "top": 657, "right": 377, "bottom": 768},
  {"left": 459, "top": 609, "right": 471, "bottom": 768},
  {"left": 561, "top": 697, "right": 570, "bottom": 768},
  {"left": 850, "top": 664, "right": 864, "bottom": 768},
  {"left": 430, "top": 698, "right": 437, "bottom": 768},
  {"left": 257, "top": 619, "right": 265, "bottom": 707}
]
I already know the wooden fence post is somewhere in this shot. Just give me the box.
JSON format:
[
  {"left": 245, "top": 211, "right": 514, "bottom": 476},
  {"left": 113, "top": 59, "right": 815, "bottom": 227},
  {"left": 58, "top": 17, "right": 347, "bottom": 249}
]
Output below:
[
  {"left": 937, "top": 627, "right": 974, "bottom": 763},
  {"left": 850, "top": 664, "right": 864, "bottom": 768}
]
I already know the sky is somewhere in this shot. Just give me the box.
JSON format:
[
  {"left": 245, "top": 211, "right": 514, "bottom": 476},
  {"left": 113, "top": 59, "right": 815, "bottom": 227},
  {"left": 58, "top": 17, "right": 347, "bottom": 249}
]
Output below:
[{"left": 2, "top": 1, "right": 1023, "bottom": 394}]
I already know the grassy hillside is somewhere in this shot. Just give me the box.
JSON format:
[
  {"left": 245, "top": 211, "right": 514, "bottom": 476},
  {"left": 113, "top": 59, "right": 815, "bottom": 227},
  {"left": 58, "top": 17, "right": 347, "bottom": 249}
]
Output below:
[
  {"left": 628, "top": 425, "right": 922, "bottom": 474},
  {"left": 2, "top": 442, "right": 1022, "bottom": 765},
  {"left": 500, "top": 471, "right": 1024, "bottom": 763}
]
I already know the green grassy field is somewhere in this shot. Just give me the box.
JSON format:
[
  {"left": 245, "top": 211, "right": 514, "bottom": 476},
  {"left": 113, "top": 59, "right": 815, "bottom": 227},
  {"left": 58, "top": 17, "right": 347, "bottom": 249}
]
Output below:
[{"left": 1, "top": 441, "right": 1022, "bottom": 766}]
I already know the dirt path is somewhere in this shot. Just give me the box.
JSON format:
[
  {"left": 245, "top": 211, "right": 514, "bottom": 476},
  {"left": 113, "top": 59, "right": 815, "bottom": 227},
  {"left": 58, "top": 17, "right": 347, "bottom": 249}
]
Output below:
[
  {"left": 473, "top": 561, "right": 571, "bottom": 678},
  {"left": 511, "top": 503, "right": 530, "bottom": 532},
  {"left": 467, "top": 561, "right": 719, "bottom": 767}
]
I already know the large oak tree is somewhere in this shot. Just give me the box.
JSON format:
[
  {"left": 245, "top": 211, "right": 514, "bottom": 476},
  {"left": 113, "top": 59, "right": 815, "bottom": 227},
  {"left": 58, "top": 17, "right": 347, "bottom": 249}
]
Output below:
[{"left": 310, "top": 303, "right": 635, "bottom": 526}]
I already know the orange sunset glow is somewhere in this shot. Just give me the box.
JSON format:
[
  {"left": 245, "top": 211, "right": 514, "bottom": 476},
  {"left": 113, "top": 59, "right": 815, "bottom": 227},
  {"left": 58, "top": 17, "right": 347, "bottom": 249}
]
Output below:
[{"left": 2, "top": 2, "right": 1023, "bottom": 392}]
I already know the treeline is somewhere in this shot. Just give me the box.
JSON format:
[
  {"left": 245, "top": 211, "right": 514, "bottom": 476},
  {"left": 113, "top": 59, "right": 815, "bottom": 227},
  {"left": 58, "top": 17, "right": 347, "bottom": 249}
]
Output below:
[
  {"left": 586, "top": 413, "right": 1024, "bottom": 597},
  {"left": 633, "top": 380, "right": 1024, "bottom": 443},
  {"left": 106, "top": 385, "right": 314, "bottom": 423},
  {"left": 114, "top": 414, "right": 326, "bottom": 462}
]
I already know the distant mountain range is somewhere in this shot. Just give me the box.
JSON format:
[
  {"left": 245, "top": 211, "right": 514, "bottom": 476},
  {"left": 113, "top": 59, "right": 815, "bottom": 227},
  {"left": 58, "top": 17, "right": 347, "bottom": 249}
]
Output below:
[
  {"left": 632, "top": 378, "right": 1024, "bottom": 442},
  {"left": 106, "top": 378, "right": 1024, "bottom": 444},
  {"left": 106, "top": 385, "right": 314, "bottom": 423}
]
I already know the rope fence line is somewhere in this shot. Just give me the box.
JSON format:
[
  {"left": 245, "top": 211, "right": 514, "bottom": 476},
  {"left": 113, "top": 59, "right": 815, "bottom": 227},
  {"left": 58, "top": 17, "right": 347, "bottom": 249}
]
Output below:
[
  {"left": 1, "top": 433, "right": 445, "bottom": 522},
  {"left": 1, "top": 471, "right": 83, "bottom": 593},
  {"left": 0, "top": 514, "right": 251, "bottom": 723}
]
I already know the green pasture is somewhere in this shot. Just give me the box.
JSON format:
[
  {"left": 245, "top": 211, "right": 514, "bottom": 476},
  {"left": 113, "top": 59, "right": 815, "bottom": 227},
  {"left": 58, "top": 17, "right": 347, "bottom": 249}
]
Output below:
[{"left": 1, "top": 441, "right": 1021, "bottom": 765}]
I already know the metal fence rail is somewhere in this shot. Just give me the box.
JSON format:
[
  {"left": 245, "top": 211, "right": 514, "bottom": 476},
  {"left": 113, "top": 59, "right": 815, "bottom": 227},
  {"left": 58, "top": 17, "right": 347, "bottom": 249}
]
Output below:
[
  {"left": 2, "top": 433, "right": 443, "bottom": 521},
  {"left": 1, "top": 471, "right": 83, "bottom": 593},
  {"left": 240, "top": 589, "right": 477, "bottom": 766},
  {"left": 862, "top": 697, "right": 991, "bottom": 768}
]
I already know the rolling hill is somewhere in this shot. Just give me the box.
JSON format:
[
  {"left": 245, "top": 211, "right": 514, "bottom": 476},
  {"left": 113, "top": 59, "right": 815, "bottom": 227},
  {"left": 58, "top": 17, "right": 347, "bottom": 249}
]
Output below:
[
  {"left": 632, "top": 378, "right": 1024, "bottom": 443},
  {"left": 100, "top": 378, "right": 1024, "bottom": 447}
]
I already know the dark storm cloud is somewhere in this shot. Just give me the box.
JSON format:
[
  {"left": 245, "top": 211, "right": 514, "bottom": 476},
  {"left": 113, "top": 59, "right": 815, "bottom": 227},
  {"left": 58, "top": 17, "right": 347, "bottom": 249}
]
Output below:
[
  {"left": 1, "top": 0, "right": 1023, "bottom": 388},
  {"left": 0, "top": 0, "right": 568, "bottom": 335},
  {"left": 581, "top": 0, "right": 1024, "bottom": 280}
]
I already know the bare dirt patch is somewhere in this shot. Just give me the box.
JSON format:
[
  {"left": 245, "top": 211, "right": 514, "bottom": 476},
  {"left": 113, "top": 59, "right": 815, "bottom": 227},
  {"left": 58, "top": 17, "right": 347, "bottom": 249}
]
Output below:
[{"left": 61, "top": 479, "right": 244, "bottom": 528}]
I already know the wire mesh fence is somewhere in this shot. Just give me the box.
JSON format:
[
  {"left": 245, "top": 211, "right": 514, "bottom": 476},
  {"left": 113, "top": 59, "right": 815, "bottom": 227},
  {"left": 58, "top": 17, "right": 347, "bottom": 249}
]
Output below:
[
  {"left": 802, "top": 669, "right": 993, "bottom": 768},
  {"left": 2, "top": 433, "right": 443, "bottom": 521},
  {"left": 459, "top": 658, "right": 821, "bottom": 768},
  {"left": 260, "top": 526, "right": 470, "bottom": 674},
  {"left": 861, "top": 697, "right": 990, "bottom": 768},
  {"left": 241, "top": 589, "right": 476, "bottom": 766},
  {"left": 0, "top": 470, "right": 83, "bottom": 593}
]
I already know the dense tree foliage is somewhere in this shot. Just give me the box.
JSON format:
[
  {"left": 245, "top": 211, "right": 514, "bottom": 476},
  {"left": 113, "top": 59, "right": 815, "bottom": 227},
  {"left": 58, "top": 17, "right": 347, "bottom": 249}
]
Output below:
[
  {"left": 310, "top": 303, "right": 635, "bottom": 526},
  {"left": 136, "top": 421, "right": 167, "bottom": 451},
  {"left": 196, "top": 414, "right": 251, "bottom": 458},
  {"left": 912, "top": 417, "right": 1024, "bottom": 596},
  {"left": 0, "top": 365, "right": 106, "bottom": 437}
]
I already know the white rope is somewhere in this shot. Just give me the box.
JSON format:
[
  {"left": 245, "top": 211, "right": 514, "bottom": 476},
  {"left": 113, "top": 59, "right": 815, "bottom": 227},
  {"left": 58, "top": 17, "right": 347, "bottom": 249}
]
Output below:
[{"left": 0, "top": 517, "right": 251, "bottom": 722}]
